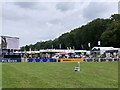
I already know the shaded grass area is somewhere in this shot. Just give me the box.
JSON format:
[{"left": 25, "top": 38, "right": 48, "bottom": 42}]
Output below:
[
  {"left": 0, "top": 63, "right": 2, "bottom": 89},
  {"left": 2, "top": 62, "right": 118, "bottom": 88}
]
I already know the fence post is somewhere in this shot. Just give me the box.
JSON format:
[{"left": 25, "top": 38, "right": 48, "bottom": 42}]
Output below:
[
  {"left": 112, "top": 58, "right": 114, "bottom": 62},
  {"left": 99, "top": 58, "right": 101, "bottom": 62}
]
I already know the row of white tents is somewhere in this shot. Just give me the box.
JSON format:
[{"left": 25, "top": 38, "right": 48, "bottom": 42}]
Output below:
[
  {"left": 15, "top": 49, "right": 87, "bottom": 54},
  {"left": 14, "top": 47, "right": 120, "bottom": 56},
  {"left": 92, "top": 47, "right": 119, "bottom": 55}
]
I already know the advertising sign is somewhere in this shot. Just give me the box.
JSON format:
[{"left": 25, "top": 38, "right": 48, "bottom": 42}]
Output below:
[
  {"left": 0, "top": 58, "right": 21, "bottom": 62},
  {"left": 59, "top": 58, "right": 83, "bottom": 62}
]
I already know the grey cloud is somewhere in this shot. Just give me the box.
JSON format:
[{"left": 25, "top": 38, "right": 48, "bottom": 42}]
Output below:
[
  {"left": 2, "top": 2, "right": 117, "bottom": 46},
  {"left": 49, "top": 19, "right": 62, "bottom": 25},
  {"left": 14, "top": 2, "right": 36, "bottom": 9},
  {"left": 83, "top": 2, "right": 117, "bottom": 20},
  {"left": 3, "top": 3, "right": 27, "bottom": 21},
  {"left": 56, "top": 2, "right": 75, "bottom": 12}
]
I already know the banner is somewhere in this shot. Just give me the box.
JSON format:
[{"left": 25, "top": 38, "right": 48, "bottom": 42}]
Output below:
[
  {"left": 59, "top": 58, "right": 83, "bottom": 62},
  {"left": 0, "top": 58, "right": 21, "bottom": 62},
  {"left": 28, "top": 58, "right": 54, "bottom": 62}
]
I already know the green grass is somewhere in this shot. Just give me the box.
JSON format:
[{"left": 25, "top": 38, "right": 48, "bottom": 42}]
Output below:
[
  {"left": 0, "top": 63, "right": 2, "bottom": 89},
  {"left": 2, "top": 62, "right": 118, "bottom": 88}
]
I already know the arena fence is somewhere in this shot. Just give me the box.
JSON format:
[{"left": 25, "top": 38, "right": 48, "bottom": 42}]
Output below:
[{"left": 0, "top": 57, "right": 119, "bottom": 62}]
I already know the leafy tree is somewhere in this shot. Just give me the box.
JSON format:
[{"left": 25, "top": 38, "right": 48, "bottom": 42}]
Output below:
[{"left": 20, "top": 14, "right": 120, "bottom": 50}]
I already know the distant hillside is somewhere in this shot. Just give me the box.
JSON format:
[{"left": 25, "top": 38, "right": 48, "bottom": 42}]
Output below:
[{"left": 21, "top": 14, "right": 120, "bottom": 51}]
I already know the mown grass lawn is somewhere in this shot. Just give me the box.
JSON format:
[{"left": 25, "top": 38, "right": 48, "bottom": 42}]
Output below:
[
  {"left": 2, "top": 62, "right": 118, "bottom": 88},
  {"left": 0, "top": 63, "right": 2, "bottom": 89}
]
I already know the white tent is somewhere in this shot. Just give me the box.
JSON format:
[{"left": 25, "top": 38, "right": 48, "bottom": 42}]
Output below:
[{"left": 92, "top": 47, "right": 118, "bottom": 55}]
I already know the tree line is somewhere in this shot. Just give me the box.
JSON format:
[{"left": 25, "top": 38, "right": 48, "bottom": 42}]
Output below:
[{"left": 20, "top": 14, "right": 120, "bottom": 51}]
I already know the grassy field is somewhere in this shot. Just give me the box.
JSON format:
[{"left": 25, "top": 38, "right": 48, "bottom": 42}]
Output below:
[
  {"left": 0, "top": 63, "right": 2, "bottom": 89},
  {"left": 2, "top": 62, "right": 118, "bottom": 88}
]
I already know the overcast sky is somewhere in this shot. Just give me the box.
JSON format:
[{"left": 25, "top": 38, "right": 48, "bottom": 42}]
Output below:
[{"left": 1, "top": 0, "right": 119, "bottom": 47}]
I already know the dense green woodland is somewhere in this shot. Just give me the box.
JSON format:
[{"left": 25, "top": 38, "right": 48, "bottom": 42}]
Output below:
[{"left": 21, "top": 14, "right": 120, "bottom": 51}]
